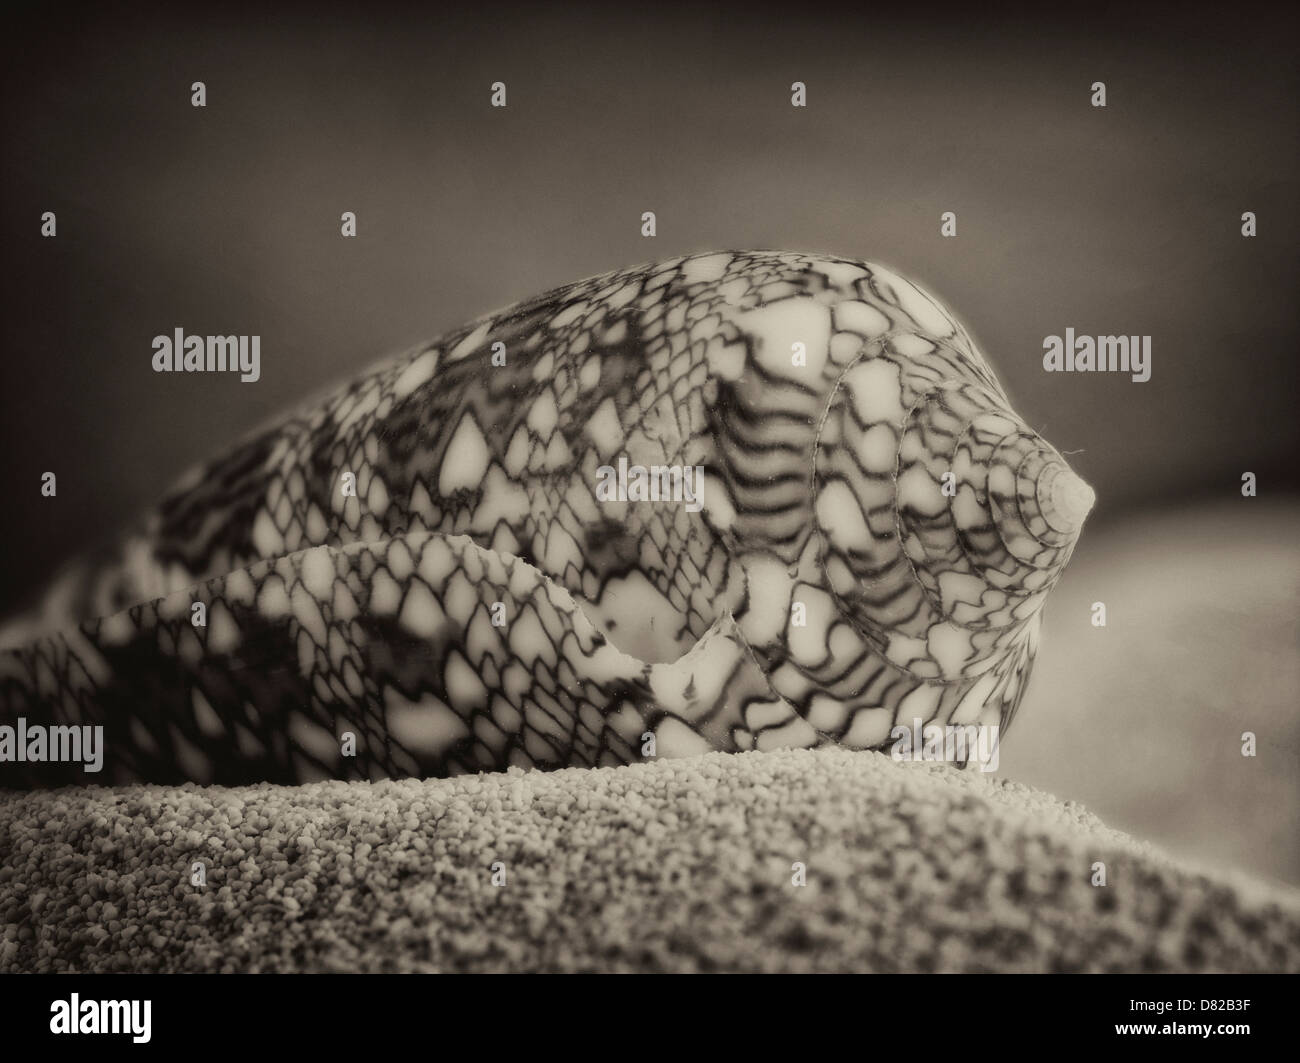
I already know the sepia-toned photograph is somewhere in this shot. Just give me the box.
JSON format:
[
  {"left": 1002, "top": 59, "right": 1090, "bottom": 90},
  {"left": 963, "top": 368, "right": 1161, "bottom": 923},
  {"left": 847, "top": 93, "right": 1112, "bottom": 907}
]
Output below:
[{"left": 0, "top": 0, "right": 1295, "bottom": 1037}]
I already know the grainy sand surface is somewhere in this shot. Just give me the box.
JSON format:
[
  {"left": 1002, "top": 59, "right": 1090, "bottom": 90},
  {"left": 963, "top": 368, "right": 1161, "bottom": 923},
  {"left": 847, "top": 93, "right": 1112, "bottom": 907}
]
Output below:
[{"left": 3, "top": 747, "right": 1297, "bottom": 973}]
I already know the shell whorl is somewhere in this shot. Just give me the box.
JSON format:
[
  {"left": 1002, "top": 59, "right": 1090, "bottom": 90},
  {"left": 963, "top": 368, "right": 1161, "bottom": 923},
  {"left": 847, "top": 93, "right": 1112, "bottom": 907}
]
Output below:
[
  {"left": 774, "top": 288, "right": 1092, "bottom": 743},
  {"left": 814, "top": 366, "right": 1092, "bottom": 681},
  {"left": 736, "top": 267, "right": 1093, "bottom": 744}
]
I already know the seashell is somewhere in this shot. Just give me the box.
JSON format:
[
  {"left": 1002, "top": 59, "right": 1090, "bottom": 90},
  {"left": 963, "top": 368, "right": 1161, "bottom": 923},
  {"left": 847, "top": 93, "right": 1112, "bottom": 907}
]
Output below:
[{"left": 0, "top": 250, "right": 1092, "bottom": 785}]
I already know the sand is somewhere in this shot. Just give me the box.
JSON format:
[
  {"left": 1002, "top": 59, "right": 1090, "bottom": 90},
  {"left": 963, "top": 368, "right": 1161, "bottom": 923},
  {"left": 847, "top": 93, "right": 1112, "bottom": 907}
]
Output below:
[{"left": 3, "top": 747, "right": 1298, "bottom": 973}]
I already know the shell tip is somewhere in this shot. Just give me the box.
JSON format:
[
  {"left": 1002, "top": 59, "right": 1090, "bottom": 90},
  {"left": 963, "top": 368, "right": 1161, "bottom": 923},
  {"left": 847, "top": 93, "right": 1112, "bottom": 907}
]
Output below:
[{"left": 1051, "top": 468, "right": 1096, "bottom": 529}]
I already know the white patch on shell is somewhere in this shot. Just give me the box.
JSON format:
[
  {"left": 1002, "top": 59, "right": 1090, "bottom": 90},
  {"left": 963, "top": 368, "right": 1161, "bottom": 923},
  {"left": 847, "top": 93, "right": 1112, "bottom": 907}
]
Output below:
[
  {"left": 734, "top": 299, "right": 830, "bottom": 381},
  {"left": 653, "top": 717, "right": 715, "bottom": 758},
  {"left": 840, "top": 707, "right": 893, "bottom": 749},
  {"left": 446, "top": 321, "right": 491, "bottom": 362},
  {"left": 504, "top": 425, "right": 530, "bottom": 477},
  {"left": 843, "top": 359, "right": 906, "bottom": 426},
  {"left": 299, "top": 548, "right": 335, "bottom": 601},
  {"left": 398, "top": 581, "right": 445, "bottom": 638},
  {"left": 704, "top": 336, "right": 746, "bottom": 381},
  {"left": 585, "top": 398, "right": 624, "bottom": 459},
  {"left": 223, "top": 568, "right": 257, "bottom": 607},
  {"left": 289, "top": 584, "right": 328, "bottom": 647},
  {"left": 385, "top": 689, "right": 469, "bottom": 755},
  {"left": 787, "top": 585, "right": 836, "bottom": 667},
  {"left": 896, "top": 464, "right": 946, "bottom": 517},
  {"left": 392, "top": 350, "right": 438, "bottom": 399},
  {"left": 833, "top": 300, "right": 891, "bottom": 338},
  {"left": 206, "top": 601, "right": 241, "bottom": 654},
  {"left": 680, "top": 253, "right": 732, "bottom": 284},
  {"left": 585, "top": 570, "right": 686, "bottom": 663},
  {"left": 578, "top": 356, "right": 602, "bottom": 391},
  {"left": 369, "top": 569, "right": 402, "bottom": 615},
  {"left": 738, "top": 553, "right": 796, "bottom": 648},
  {"left": 251, "top": 508, "right": 284, "bottom": 559},
  {"left": 526, "top": 388, "right": 559, "bottom": 437},
  {"left": 191, "top": 688, "right": 225, "bottom": 737},
  {"left": 444, "top": 649, "right": 489, "bottom": 711},
  {"left": 857, "top": 423, "right": 898, "bottom": 474},
  {"left": 256, "top": 575, "right": 291, "bottom": 619},
  {"left": 440, "top": 413, "right": 491, "bottom": 495},
  {"left": 441, "top": 570, "right": 479, "bottom": 627},
  {"left": 816, "top": 480, "right": 874, "bottom": 552},
  {"left": 367, "top": 476, "right": 390, "bottom": 518},
  {"left": 542, "top": 521, "right": 583, "bottom": 574},
  {"left": 507, "top": 605, "right": 557, "bottom": 669},
  {"left": 927, "top": 621, "right": 976, "bottom": 677},
  {"left": 471, "top": 465, "right": 529, "bottom": 532}
]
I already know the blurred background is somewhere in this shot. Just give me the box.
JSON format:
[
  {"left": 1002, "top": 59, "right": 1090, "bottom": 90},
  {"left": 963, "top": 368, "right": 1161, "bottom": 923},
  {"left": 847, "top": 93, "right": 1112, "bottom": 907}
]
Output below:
[{"left": 2, "top": 3, "right": 1296, "bottom": 883}]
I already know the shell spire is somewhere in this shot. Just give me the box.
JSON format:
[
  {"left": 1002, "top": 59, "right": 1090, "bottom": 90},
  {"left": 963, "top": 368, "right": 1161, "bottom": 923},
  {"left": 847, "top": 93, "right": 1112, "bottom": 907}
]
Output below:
[{"left": 802, "top": 278, "right": 1093, "bottom": 753}]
